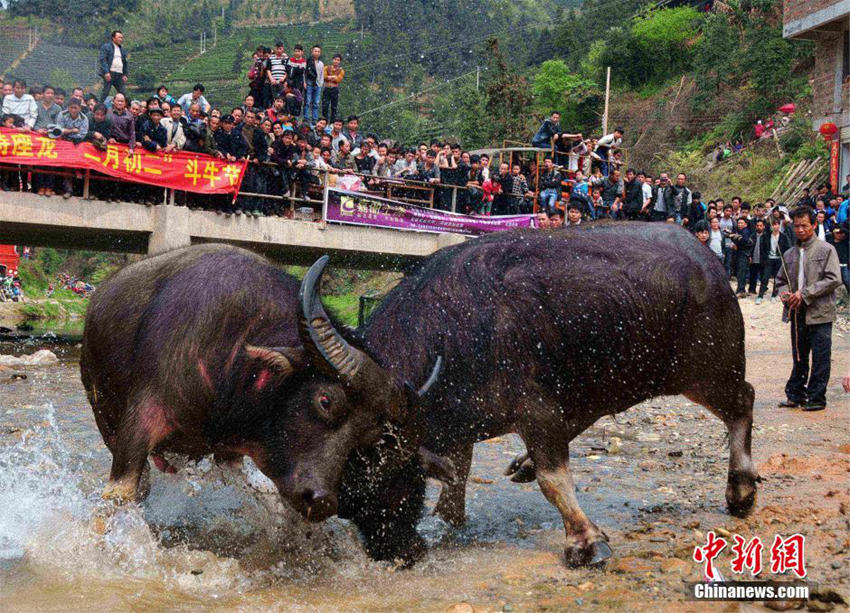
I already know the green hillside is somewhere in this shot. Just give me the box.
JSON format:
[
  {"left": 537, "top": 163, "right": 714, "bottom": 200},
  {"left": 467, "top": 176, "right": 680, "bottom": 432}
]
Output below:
[{"left": 129, "top": 21, "right": 358, "bottom": 106}]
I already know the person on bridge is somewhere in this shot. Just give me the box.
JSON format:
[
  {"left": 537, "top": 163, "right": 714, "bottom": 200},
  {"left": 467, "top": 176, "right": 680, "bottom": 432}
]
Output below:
[
  {"left": 531, "top": 112, "right": 561, "bottom": 149},
  {"left": 1, "top": 80, "right": 37, "bottom": 130},
  {"left": 98, "top": 31, "right": 129, "bottom": 103}
]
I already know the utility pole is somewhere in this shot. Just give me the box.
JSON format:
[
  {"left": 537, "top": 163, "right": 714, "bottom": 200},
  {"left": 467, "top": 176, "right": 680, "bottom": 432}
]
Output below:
[
  {"left": 476, "top": 66, "right": 480, "bottom": 91},
  {"left": 602, "top": 66, "right": 611, "bottom": 136},
  {"left": 200, "top": 32, "right": 206, "bottom": 55},
  {"left": 213, "top": 25, "right": 217, "bottom": 48}
]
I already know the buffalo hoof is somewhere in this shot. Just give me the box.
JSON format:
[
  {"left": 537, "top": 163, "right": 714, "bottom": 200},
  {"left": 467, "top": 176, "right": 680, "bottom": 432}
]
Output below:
[
  {"left": 504, "top": 453, "right": 536, "bottom": 483},
  {"left": 564, "top": 540, "right": 613, "bottom": 568},
  {"left": 433, "top": 496, "right": 466, "bottom": 528},
  {"left": 727, "top": 489, "right": 757, "bottom": 518},
  {"left": 101, "top": 480, "right": 138, "bottom": 504},
  {"left": 726, "top": 471, "right": 758, "bottom": 518}
]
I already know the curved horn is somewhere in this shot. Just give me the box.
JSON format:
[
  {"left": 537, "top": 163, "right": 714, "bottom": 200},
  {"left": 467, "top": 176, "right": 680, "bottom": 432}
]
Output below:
[
  {"left": 416, "top": 356, "right": 442, "bottom": 397},
  {"left": 298, "top": 256, "right": 363, "bottom": 380}
]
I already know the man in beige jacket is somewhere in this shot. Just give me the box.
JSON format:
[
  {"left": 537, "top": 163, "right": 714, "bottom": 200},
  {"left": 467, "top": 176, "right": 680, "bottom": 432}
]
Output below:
[{"left": 775, "top": 206, "right": 842, "bottom": 411}]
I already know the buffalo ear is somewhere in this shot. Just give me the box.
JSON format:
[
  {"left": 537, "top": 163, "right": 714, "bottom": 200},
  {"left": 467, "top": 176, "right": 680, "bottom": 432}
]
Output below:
[{"left": 244, "top": 345, "right": 306, "bottom": 378}]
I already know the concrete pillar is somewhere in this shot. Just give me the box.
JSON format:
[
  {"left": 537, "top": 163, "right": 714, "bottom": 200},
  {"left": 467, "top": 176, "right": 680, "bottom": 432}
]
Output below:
[{"left": 148, "top": 204, "right": 191, "bottom": 255}]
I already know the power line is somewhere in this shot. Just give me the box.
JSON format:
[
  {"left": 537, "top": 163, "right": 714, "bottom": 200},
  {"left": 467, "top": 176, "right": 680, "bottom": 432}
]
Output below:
[{"left": 355, "top": 68, "right": 480, "bottom": 117}]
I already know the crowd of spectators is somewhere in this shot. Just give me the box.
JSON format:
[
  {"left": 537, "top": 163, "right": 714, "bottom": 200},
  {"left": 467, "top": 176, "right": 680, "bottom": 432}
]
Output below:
[
  {"left": 1, "top": 30, "right": 849, "bottom": 289},
  {"left": 0, "top": 268, "right": 23, "bottom": 303}
]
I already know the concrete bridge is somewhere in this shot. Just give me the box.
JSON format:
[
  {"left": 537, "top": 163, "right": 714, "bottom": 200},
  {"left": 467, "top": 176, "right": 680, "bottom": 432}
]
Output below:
[{"left": 0, "top": 192, "right": 466, "bottom": 270}]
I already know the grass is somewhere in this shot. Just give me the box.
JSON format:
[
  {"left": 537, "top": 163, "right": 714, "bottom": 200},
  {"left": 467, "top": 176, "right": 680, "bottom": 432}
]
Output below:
[
  {"left": 128, "top": 21, "right": 359, "bottom": 109},
  {"left": 322, "top": 294, "right": 360, "bottom": 327}
]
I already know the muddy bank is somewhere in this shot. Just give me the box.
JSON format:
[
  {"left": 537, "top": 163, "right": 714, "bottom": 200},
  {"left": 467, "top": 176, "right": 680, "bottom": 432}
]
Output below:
[{"left": 0, "top": 298, "right": 847, "bottom": 610}]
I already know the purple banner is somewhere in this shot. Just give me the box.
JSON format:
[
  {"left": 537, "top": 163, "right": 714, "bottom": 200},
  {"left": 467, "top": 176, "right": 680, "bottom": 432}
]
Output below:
[{"left": 323, "top": 188, "right": 538, "bottom": 236}]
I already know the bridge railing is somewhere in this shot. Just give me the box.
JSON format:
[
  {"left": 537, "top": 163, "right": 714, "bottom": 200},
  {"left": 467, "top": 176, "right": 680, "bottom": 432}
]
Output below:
[
  {"left": 0, "top": 160, "right": 480, "bottom": 216},
  {"left": 1, "top": 146, "right": 625, "bottom": 217}
]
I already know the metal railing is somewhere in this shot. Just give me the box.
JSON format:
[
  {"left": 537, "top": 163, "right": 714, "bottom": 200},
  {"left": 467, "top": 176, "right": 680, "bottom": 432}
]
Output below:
[{"left": 1, "top": 145, "right": 631, "bottom": 217}]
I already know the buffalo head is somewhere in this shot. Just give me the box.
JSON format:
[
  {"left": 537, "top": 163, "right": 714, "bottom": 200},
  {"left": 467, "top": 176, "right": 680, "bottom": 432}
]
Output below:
[{"left": 243, "top": 256, "right": 441, "bottom": 522}]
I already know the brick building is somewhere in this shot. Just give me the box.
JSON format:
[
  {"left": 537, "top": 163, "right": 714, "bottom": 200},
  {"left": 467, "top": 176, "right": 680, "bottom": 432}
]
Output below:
[{"left": 784, "top": 0, "right": 850, "bottom": 186}]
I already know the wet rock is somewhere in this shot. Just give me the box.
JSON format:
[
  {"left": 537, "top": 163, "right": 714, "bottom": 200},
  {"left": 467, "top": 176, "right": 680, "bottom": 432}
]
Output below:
[
  {"left": 764, "top": 600, "right": 805, "bottom": 611},
  {"left": 805, "top": 600, "right": 834, "bottom": 612},
  {"left": 9, "top": 373, "right": 27, "bottom": 380},
  {"left": 0, "top": 350, "right": 59, "bottom": 367},
  {"left": 810, "top": 587, "right": 848, "bottom": 606},
  {"left": 446, "top": 603, "right": 475, "bottom": 613},
  {"left": 470, "top": 477, "right": 493, "bottom": 484},
  {"left": 609, "top": 556, "right": 654, "bottom": 573},
  {"left": 668, "top": 450, "right": 683, "bottom": 457},
  {"left": 659, "top": 558, "right": 690, "bottom": 574}
]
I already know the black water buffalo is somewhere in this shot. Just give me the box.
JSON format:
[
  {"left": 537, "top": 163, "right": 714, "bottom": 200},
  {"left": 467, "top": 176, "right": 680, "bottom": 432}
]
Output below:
[
  {"left": 324, "top": 222, "right": 758, "bottom": 567},
  {"left": 80, "top": 244, "right": 442, "bottom": 520}
]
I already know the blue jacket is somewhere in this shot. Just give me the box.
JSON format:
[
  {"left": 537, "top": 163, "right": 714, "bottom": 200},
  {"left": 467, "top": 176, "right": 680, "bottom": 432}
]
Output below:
[{"left": 98, "top": 42, "right": 128, "bottom": 77}]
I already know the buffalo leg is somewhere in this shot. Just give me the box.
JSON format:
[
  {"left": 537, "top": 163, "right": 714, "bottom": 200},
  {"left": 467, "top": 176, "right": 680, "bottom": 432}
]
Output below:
[
  {"left": 685, "top": 380, "right": 758, "bottom": 518},
  {"left": 432, "top": 444, "right": 473, "bottom": 527},
  {"left": 536, "top": 451, "right": 612, "bottom": 567},
  {"left": 102, "top": 399, "right": 173, "bottom": 503}
]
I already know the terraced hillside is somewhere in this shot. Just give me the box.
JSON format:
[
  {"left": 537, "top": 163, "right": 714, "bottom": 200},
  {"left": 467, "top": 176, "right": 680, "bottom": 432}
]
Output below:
[
  {"left": 6, "top": 42, "right": 98, "bottom": 89},
  {"left": 129, "top": 21, "right": 357, "bottom": 108}
]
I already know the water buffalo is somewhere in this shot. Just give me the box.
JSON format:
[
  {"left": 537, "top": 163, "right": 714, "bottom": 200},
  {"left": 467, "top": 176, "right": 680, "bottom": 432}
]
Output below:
[
  {"left": 323, "top": 222, "right": 758, "bottom": 567},
  {"left": 80, "top": 244, "right": 443, "bottom": 521}
]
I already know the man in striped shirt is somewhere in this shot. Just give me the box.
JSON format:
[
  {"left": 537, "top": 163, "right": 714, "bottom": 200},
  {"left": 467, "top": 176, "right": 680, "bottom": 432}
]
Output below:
[{"left": 268, "top": 42, "right": 289, "bottom": 101}]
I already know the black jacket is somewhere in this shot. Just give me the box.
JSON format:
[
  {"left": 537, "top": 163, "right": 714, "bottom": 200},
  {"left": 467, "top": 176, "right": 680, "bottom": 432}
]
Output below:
[
  {"left": 623, "top": 178, "right": 643, "bottom": 214},
  {"left": 306, "top": 58, "right": 321, "bottom": 86},
  {"left": 730, "top": 227, "right": 754, "bottom": 257},
  {"left": 539, "top": 169, "right": 562, "bottom": 191},
  {"left": 214, "top": 129, "right": 248, "bottom": 159},
  {"left": 251, "top": 130, "right": 272, "bottom": 163},
  {"left": 758, "top": 231, "right": 791, "bottom": 263},
  {"left": 140, "top": 121, "right": 167, "bottom": 152},
  {"left": 98, "top": 42, "right": 128, "bottom": 77},
  {"left": 827, "top": 233, "right": 849, "bottom": 266}
]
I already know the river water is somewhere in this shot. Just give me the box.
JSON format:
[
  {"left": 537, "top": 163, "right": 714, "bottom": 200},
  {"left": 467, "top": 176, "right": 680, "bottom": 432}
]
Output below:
[
  {"left": 0, "top": 334, "right": 695, "bottom": 611},
  {"left": 5, "top": 326, "right": 845, "bottom": 611}
]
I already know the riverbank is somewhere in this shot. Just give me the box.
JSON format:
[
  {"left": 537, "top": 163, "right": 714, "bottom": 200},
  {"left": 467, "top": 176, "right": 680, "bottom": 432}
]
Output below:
[{"left": 0, "top": 297, "right": 87, "bottom": 329}]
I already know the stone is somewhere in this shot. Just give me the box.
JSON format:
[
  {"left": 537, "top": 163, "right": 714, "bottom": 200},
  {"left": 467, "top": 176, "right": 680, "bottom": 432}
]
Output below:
[
  {"left": 609, "top": 556, "right": 654, "bottom": 573},
  {"left": 446, "top": 603, "right": 475, "bottom": 613},
  {"left": 660, "top": 558, "right": 691, "bottom": 574},
  {"left": 0, "top": 350, "right": 59, "bottom": 367}
]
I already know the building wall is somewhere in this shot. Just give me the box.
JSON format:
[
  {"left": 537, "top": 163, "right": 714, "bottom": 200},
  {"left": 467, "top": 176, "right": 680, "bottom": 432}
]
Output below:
[
  {"left": 809, "top": 31, "right": 845, "bottom": 130},
  {"left": 784, "top": 0, "right": 850, "bottom": 37}
]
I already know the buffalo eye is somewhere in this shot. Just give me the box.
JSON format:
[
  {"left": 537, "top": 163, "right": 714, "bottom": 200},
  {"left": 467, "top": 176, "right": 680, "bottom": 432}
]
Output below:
[{"left": 315, "top": 392, "right": 336, "bottom": 422}]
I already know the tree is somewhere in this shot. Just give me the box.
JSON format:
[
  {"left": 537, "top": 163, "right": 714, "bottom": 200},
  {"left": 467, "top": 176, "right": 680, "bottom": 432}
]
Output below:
[
  {"left": 484, "top": 38, "right": 534, "bottom": 144},
  {"left": 533, "top": 60, "right": 572, "bottom": 114},
  {"left": 533, "top": 60, "right": 601, "bottom": 132}
]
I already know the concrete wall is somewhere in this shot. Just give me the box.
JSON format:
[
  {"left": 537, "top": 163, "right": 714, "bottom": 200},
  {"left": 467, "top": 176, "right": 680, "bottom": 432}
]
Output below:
[
  {"left": 784, "top": 0, "right": 850, "bottom": 37},
  {"left": 0, "top": 192, "right": 466, "bottom": 270}
]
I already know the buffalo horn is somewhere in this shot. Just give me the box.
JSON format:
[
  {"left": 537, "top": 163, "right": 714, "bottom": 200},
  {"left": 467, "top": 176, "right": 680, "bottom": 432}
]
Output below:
[
  {"left": 298, "top": 256, "right": 364, "bottom": 380},
  {"left": 416, "top": 356, "right": 443, "bottom": 397}
]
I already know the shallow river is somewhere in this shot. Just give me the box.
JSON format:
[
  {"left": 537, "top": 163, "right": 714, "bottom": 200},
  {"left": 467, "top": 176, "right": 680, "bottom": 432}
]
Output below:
[{"left": 0, "top": 334, "right": 710, "bottom": 611}]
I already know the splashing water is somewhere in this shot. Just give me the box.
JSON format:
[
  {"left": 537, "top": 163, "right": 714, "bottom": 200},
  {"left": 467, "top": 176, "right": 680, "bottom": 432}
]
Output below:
[{"left": 0, "top": 403, "right": 371, "bottom": 600}]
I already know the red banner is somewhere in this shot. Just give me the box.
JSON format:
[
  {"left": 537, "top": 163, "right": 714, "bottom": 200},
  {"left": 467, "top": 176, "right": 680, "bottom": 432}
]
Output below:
[
  {"left": 830, "top": 140, "right": 840, "bottom": 195},
  {"left": 0, "top": 127, "right": 248, "bottom": 195}
]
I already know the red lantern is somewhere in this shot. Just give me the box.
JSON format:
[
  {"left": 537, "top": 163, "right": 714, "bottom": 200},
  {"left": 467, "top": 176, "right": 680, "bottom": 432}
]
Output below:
[{"left": 819, "top": 122, "right": 839, "bottom": 141}]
